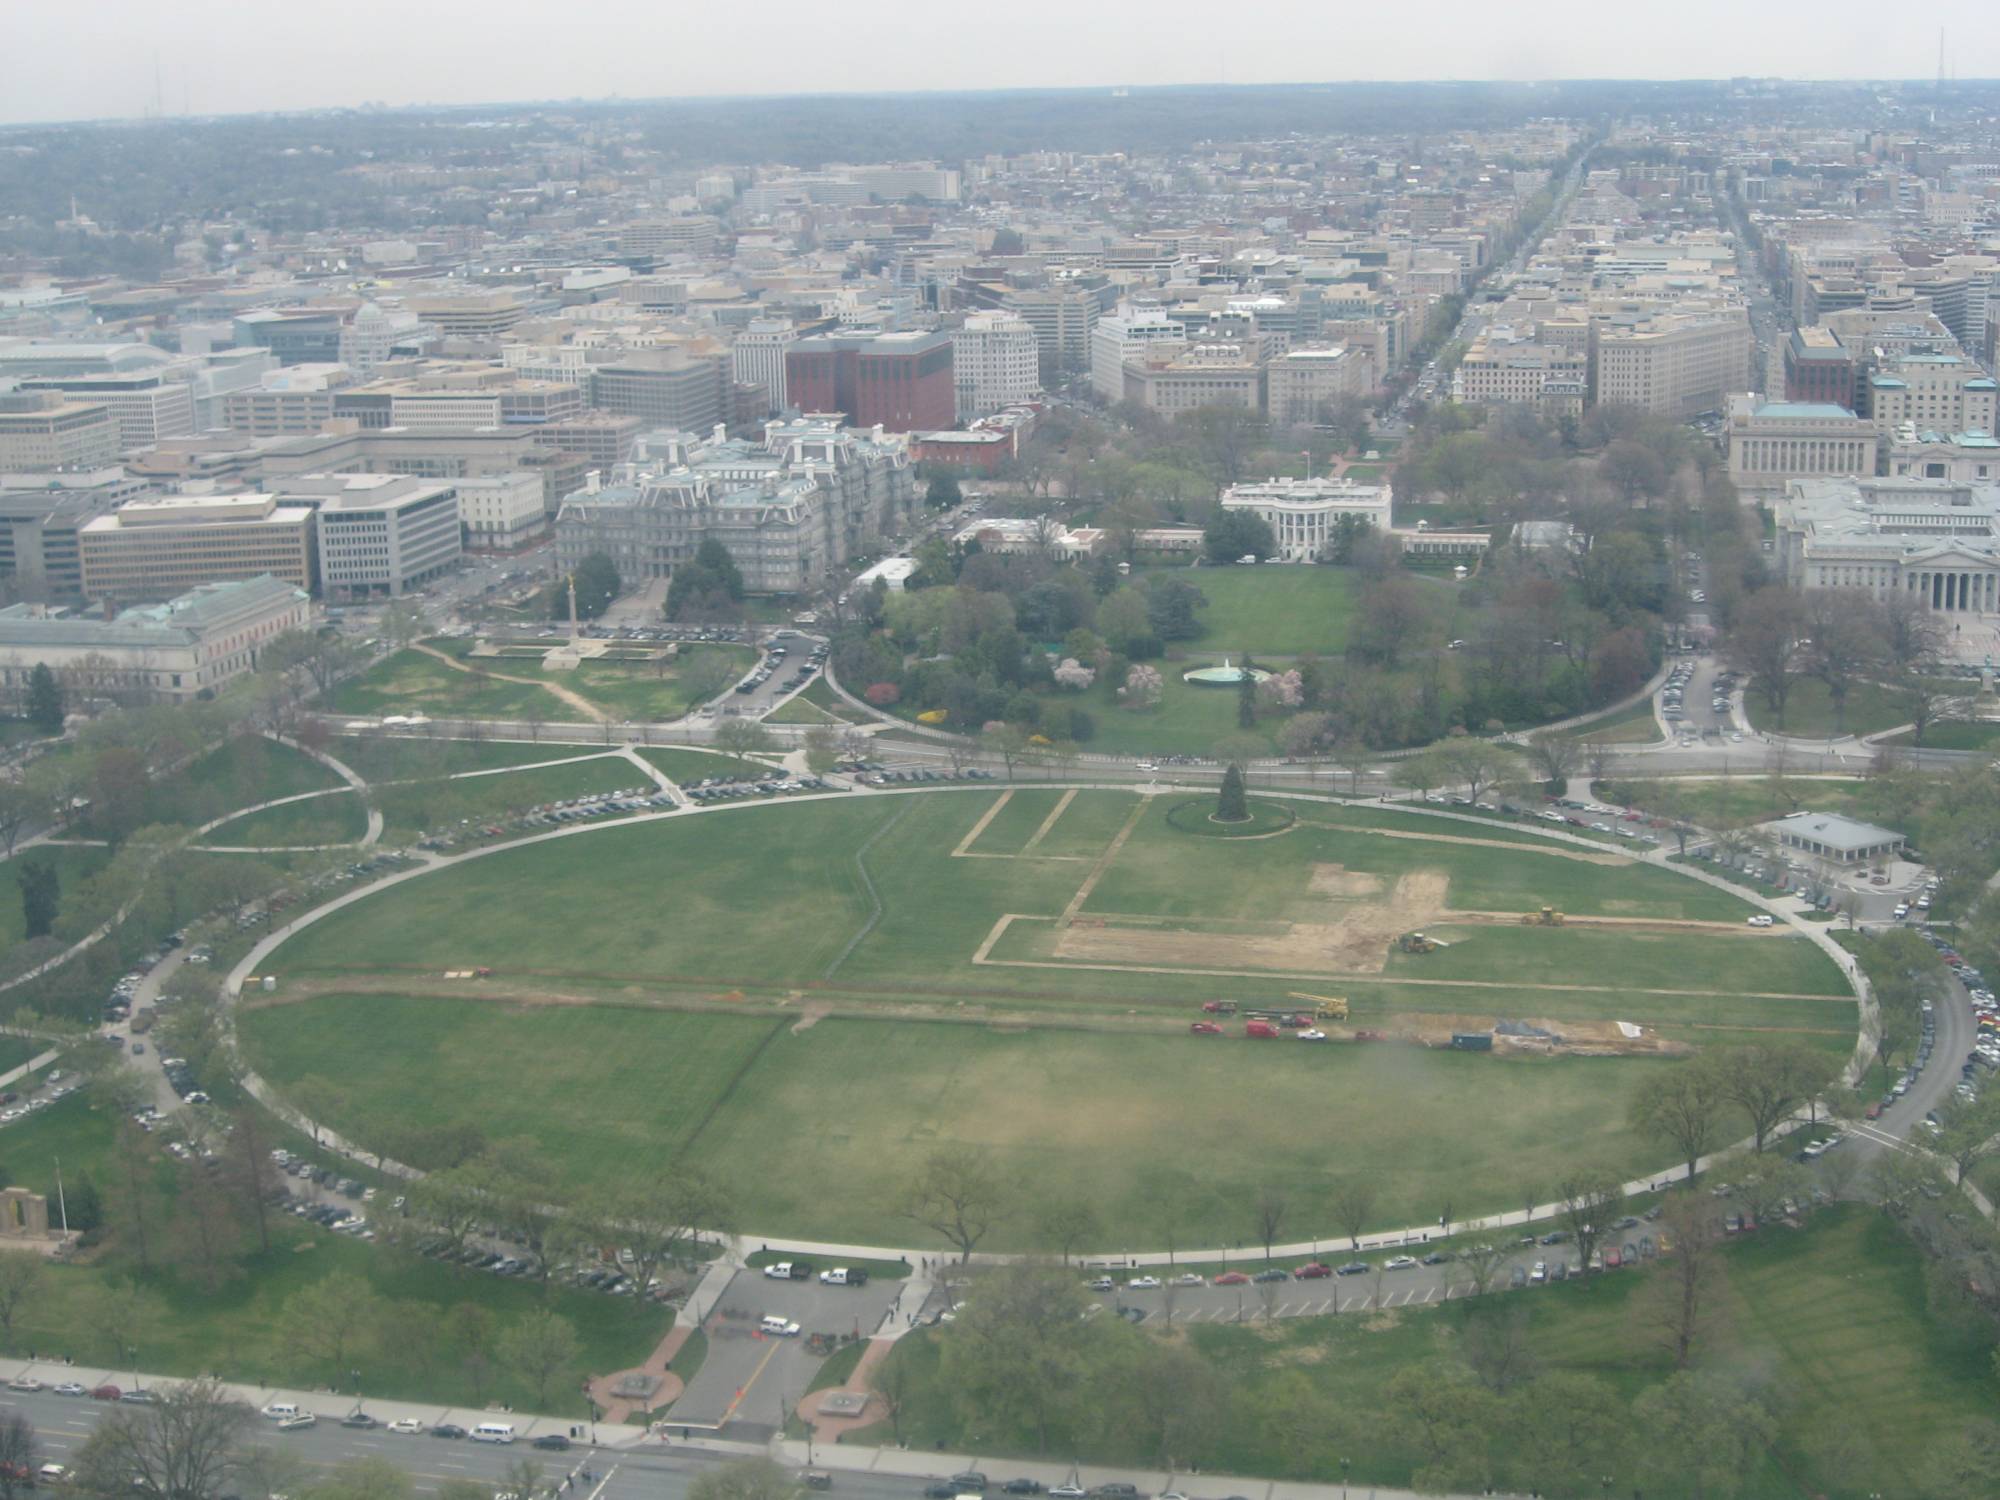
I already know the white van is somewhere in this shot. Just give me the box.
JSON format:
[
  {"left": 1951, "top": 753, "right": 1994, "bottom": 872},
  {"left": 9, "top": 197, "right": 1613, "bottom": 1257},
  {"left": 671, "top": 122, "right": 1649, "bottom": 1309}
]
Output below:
[
  {"left": 472, "top": 1422, "right": 516, "bottom": 1444},
  {"left": 262, "top": 1402, "right": 299, "bottom": 1422}
]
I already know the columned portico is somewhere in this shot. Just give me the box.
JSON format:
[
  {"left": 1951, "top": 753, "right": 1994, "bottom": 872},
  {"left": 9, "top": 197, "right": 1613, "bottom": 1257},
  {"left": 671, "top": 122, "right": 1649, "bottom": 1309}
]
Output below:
[{"left": 1908, "top": 566, "right": 1999, "bottom": 613}]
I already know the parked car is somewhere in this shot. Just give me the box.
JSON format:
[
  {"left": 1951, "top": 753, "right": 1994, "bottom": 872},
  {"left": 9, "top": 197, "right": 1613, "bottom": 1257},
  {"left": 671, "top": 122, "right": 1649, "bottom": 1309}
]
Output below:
[{"left": 532, "top": 1434, "right": 573, "bottom": 1452}]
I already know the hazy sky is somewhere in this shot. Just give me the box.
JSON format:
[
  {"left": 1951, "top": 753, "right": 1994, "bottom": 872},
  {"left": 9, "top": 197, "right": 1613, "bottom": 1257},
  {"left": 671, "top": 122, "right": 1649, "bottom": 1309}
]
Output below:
[{"left": 9, "top": 0, "right": 2000, "bottom": 125}]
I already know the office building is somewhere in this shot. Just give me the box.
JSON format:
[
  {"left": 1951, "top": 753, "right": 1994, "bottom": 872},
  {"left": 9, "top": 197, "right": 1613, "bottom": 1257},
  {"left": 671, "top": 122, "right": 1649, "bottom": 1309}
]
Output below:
[
  {"left": 283, "top": 474, "right": 462, "bottom": 601},
  {"left": 1267, "top": 346, "right": 1372, "bottom": 426},
  {"left": 408, "top": 293, "right": 529, "bottom": 340},
  {"left": 618, "top": 218, "right": 722, "bottom": 259},
  {"left": 455, "top": 472, "right": 548, "bottom": 551},
  {"left": 220, "top": 366, "right": 355, "bottom": 437},
  {"left": 1452, "top": 339, "right": 1587, "bottom": 412},
  {"left": 1725, "top": 397, "right": 1879, "bottom": 493},
  {"left": 1591, "top": 310, "right": 1753, "bottom": 420},
  {"left": 592, "top": 346, "right": 731, "bottom": 434},
  {"left": 951, "top": 313, "right": 1040, "bottom": 421},
  {"left": 731, "top": 321, "right": 797, "bottom": 416},
  {"left": 0, "top": 478, "right": 136, "bottom": 599},
  {"left": 79, "top": 494, "right": 317, "bottom": 603},
  {"left": 1118, "top": 343, "right": 1265, "bottom": 416},
  {"left": 0, "top": 393, "right": 119, "bottom": 473},
  {"left": 1865, "top": 353, "right": 1998, "bottom": 437},
  {"left": 1782, "top": 326, "right": 1859, "bottom": 409},
  {"left": 533, "top": 412, "right": 643, "bottom": 471},
  {"left": 17, "top": 373, "right": 195, "bottom": 451},
  {"left": 1002, "top": 284, "right": 1103, "bottom": 380},
  {"left": 1090, "top": 306, "right": 1186, "bottom": 402},
  {"left": 0, "top": 574, "right": 311, "bottom": 704},
  {"left": 785, "top": 331, "right": 954, "bottom": 432},
  {"left": 1219, "top": 476, "right": 1392, "bottom": 563}
]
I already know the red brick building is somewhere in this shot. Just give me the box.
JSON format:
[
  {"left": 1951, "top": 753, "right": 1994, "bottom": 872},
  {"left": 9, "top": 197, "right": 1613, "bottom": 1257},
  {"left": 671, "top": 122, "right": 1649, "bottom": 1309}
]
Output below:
[{"left": 785, "top": 331, "right": 954, "bottom": 432}]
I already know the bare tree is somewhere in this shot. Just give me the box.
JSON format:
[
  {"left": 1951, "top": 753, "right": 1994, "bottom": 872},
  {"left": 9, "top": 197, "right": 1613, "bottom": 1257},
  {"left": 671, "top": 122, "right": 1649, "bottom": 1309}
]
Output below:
[
  {"left": 1328, "top": 1177, "right": 1377, "bottom": 1251},
  {"left": 1629, "top": 1063, "right": 1726, "bottom": 1185},
  {"left": 0, "top": 1415, "right": 36, "bottom": 1500},
  {"left": 901, "top": 1144, "right": 1008, "bottom": 1262},
  {"left": 1457, "top": 1240, "right": 1511, "bottom": 1298},
  {"left": 1523, "top": 732, "right": 1582, "bottom": 790},
  {"left": 1036, "top": 1199, "right": 1101, "bottom": 1266},
  {"left": 1577, "top": 733, "right": 1617, "bottom": 785},
  {"left": 1556, "top": 1171, "right": 1622, "bottom": 1274},
  {"left": 71, "top": 1377, "right": 254, "bottom": 1500},
  {"left": 1462, "top": 1304, "right": 1541, "bottom": 1393},
  {"left": 1251, "top": 1187, "right": 1289, "bottom": 1261},
  {"left": 1637, "top": 1193, "right": 1724, "bottom": 1368}
]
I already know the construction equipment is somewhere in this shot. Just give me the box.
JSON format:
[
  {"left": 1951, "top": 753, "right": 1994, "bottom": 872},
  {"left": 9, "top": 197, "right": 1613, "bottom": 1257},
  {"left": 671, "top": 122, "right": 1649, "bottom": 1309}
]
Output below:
[
  {"left": 1201, "top": 999, "right": 1238, "bottom": 1015},
  {"left": 1396, "top": 932, "right": 1441, "bottom": 955},
  {"left": 1287, "top": 992, "right": 1351, "bottom": 1021},
  {"left": 1520, "top": 907, "right": 1566, "bottom": 927}
]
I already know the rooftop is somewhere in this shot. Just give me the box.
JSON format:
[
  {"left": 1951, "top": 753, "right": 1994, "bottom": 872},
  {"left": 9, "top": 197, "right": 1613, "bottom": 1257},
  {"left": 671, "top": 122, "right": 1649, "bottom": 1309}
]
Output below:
[{"left": 1763, "top": 810, "right": 1906, "bottom": 853}]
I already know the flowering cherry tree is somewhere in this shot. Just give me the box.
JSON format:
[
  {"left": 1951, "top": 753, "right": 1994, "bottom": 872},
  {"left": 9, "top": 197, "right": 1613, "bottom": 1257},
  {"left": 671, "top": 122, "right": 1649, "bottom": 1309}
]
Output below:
[{"left": 1119, "top": 663, "right": 1164, "bottom": 709}]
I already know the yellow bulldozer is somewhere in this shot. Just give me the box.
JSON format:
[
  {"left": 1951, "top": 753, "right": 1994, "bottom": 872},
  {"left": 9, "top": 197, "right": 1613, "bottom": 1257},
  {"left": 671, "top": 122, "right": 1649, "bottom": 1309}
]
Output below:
[
  {"left": 1287, "top": 992, "right": 1351, "bottom": 1021},
  {"left": 1396, "top": 932, "right": 1441, "bottom": 955},
  {"left": 1520, "top": 907, "right": 1566, "bottom": 927}
]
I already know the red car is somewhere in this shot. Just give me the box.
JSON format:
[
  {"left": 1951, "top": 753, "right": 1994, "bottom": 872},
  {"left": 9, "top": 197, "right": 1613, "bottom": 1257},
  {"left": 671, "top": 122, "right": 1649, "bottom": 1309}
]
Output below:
[
  {"left": 1293, "top": 1262, "right": 1333, "bottom": 1280},
  {"left": 1189, "top": 1022, "right": 1223, "bottom": 1036},
  {"left": 1866, "top": 1101, "right": 1885, "bottom": 1120},
  {"left": 89, "top": 1385, "right": 120, "bottom": 1402},
  {"left": 1213, "top": 1270, "right": 1250, "bottom": 1285}
]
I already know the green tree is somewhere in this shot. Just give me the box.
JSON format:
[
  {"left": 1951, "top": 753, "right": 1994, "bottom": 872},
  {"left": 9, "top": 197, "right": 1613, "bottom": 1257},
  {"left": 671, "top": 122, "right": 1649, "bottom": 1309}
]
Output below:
[
  {"left": 17, "top": 858, "right": 58, "bottom": 940},
  {"left": 713, "top": 717, "right": 775, "bottom": 756},
  {"left": 25, "top": 663, "right": 63, "bottom": 735},
  {"left": 1386, "top": 1361, "right": 1495, "bottom": 1493},
  {"left": 280, "top": 1270, "right": 381, "bottom": 1384},
  {"left": 1202, "top": 509, "right": 1276, "bottom": 564},
  {"left": 1631, "top": 1370, "right": 1776, "bottom": 1498},
  {"left": 1217, "top": 762, "right": 1249, "bottom": 823},
  {"left": 497, "top": 1308, "right": 580, "bottom": 1408},
  {"left": 936, "top": 1262, "right": 1095, "bottom": 1453},
  {"left": 924, "top": 473, "right": 963, "bottom": 510}
]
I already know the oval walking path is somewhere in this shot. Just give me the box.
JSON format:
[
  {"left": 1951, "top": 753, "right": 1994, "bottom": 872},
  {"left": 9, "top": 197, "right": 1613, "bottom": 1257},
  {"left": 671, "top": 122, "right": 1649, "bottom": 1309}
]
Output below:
[{"left": 219, "top": 779, "right": 1910, "bottom": 1270}]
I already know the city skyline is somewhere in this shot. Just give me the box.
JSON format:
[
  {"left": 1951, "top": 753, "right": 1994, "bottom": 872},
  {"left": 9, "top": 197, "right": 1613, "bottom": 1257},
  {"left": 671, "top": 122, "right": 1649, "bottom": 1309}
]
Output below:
[{"left": 7, "top": 0, "right": 2000, "bottom": 126}]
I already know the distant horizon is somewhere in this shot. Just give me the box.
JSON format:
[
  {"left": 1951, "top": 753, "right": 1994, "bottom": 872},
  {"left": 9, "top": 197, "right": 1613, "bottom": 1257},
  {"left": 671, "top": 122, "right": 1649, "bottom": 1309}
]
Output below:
[
  {"left": 7, "top": 0, "right": 2000, "bottom": 128},
  {"left": 11, "top": 74, "right": 2000, "bottom": 133}
]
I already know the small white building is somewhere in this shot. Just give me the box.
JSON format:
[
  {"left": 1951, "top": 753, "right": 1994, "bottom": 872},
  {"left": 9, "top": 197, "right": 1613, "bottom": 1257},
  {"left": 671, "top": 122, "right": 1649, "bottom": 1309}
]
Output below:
[
  {"left": 853, "top": 556, "right": 918, "bottom": 592},
  {"left": 454, "top": 472, "right": 548, "bottom": 551},
  {"left": 1218, "top": 476, "right": 1391, "bottom": 563},
  {"left": 1763, "top": 811, "right": 1907, "bottom": 870}
]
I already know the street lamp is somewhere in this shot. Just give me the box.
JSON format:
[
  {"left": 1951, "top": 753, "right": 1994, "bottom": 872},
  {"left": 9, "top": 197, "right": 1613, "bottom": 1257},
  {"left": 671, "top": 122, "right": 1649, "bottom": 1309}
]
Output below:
[{"left": 1340, "top": 1458, "right": 1350, "bottom": 1500}]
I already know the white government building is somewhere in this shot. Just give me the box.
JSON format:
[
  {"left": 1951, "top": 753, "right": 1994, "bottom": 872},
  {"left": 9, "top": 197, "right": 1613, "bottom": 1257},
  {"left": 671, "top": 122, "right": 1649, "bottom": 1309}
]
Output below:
[
  {"left": 1218, "top": 476, "right": 1392, "bottom": 562},
  {"left": 1775, "top": 475, "right": 2000, "bottom": 614}
]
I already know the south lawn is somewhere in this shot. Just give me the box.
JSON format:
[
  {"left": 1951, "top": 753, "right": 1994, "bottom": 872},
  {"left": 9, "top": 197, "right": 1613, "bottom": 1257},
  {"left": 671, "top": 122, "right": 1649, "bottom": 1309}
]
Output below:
[{"left": 246, "top": 792, "right": 1853, "bottom": 1248}]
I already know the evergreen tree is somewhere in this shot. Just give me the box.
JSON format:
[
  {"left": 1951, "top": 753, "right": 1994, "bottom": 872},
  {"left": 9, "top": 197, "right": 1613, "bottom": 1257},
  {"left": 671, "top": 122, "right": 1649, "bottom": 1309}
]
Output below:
[
  {"left": 1236, "top": 655, "right": 1257, "bottom": 729},
  {"left": 25, "top": 664, "right": 63, "bottom": 735},
  {"left": 17, "top": 859, "right": 58, "bottom": 940},
  {"left": 1217, "top": 763, "right": 1249, "bottom": 823}
]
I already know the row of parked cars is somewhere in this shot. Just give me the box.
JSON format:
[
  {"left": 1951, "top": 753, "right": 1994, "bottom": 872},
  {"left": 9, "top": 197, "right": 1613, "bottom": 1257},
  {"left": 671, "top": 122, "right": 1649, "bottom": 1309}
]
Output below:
[
  {"left": 685, "top": 774, "right": 837, "bottom": 803},
  {"left": 404, "top": 1233, "right": 685, "bottom": 1304},
  {"left": 858, "top": 767, "right": 995, "bottom": 787}
]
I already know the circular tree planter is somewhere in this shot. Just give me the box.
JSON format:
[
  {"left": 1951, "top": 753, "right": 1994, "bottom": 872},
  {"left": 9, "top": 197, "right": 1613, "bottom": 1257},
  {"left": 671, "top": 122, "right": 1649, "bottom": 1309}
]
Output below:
[{"left": 1164, "top": 797, "right": 1297, "bottom": 837}]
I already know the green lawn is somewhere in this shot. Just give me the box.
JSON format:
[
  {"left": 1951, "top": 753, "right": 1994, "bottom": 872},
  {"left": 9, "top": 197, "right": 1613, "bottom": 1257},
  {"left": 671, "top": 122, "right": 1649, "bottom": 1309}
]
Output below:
[
  {"left": 1602, "top": 776, "right": 1899, "bottom": 833},
  {"left": 1075, "top": 668, "right": 1280, "bottom": 757},
  {"left": 1, "top": 1094, "right": 668, "bottom": 1413},
  {"left": 329, "top": 735, "right": 604, "bottom": 781},
  {"left": 331, "top": 642, "right": 757, "bottom": 724},
  {"left": 1743, "top": 676, "right": 1962, "bottom": 739},
  {"left": 205, "top": 792, "right": 369, "bottom": 848},
  {"left": 1138, "top": 565, "right": 1364, "bottom": 656},
  {"left": 1576, "top": 695, "right": 1664, "bottom": 745},
  {"left": 798, "top": 678, "right": 870, "bottom": 723},
  {"left": 634, "top": 747, "right": 778, "bottom": 782},
  {"left": 246, "top": 792, "right": 1850, "bottom": 1247},
  {"left": 1880, "top": 714, "right": 2000, "bottom": 751},
  {"left": 858, "top": 1206, "right": 1994, "bottom": 1500},
  {"left": 0, "top": 1036, "right": 38, "bottom": 1074},
  {"left": 765, "top": 694, "right": 841, "bottom": 725}
]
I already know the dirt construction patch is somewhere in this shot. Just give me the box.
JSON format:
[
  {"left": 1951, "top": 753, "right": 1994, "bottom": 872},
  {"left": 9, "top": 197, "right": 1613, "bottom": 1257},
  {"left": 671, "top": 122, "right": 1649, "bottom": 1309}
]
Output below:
[
  {"left": 1055, "top": 871, "right": 1449, "bottom": 975},
  {"left": 1308, "top": 863, "right": 1385, "bottom": 898}
]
